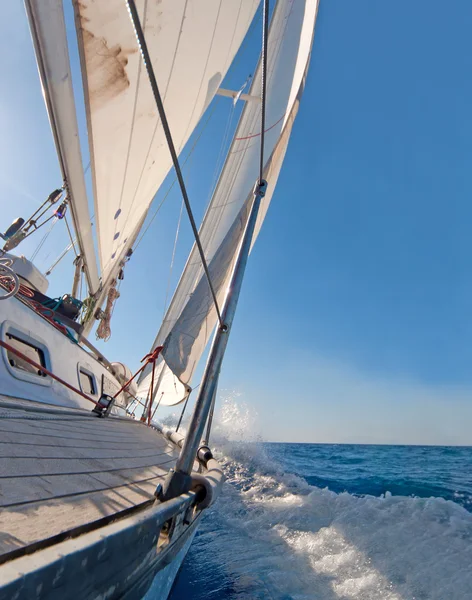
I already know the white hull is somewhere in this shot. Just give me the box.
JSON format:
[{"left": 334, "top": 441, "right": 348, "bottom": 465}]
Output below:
[
  {"left": 0, "top": 296, "right": 220, "bottom": 600},
  {"left": 0, "top": 294, "right": 125, "bottom": 411},
  {"left": 142, "top": 525, "right": 198, "bottom": 600}
]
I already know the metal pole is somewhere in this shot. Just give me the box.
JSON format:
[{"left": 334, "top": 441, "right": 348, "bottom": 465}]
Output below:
[
  {"left": 202, "top": 371, "right": 220, "bottom": 446},
  {"left": 149, "top": 363, "right": 167, "bottom": 419},
  {"left": 173, "top": 180, "right": 267, "bottom": 478},
  {"left": 71, "top": 255, "right": 83, "bottom": 298}
]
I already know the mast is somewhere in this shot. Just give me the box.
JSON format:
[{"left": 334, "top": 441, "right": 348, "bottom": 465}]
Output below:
[
  {"left": 173, "top": 180, "right": 266, "bottom": 478},
  {"left": 24, "top": 0, "right": 100, "bottom": 295}
]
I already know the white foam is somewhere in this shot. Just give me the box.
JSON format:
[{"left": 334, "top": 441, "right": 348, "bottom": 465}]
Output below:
[
  {"left": 161, "top": 397, "right": 472, "bottom": 598},
  {"left": 199, "top": 438, "right": 472, "bottom": 600}
]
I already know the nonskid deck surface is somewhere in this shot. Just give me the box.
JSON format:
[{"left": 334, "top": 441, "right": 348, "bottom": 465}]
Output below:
[{"left": 0, "top": 396, "right": 180, "bottom": 561}]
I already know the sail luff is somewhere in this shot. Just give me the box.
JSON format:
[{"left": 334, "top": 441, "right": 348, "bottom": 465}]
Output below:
[
  {"left": 25, "top": 0, "right": 101, "bottom": 295},
  {"left": 137, "top": 0, "right": 319, "bottom": 406}
]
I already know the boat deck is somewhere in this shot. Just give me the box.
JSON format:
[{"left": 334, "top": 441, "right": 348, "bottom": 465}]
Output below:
[{"left": 0, "top": 396, "right": 180, "bottom": 563}]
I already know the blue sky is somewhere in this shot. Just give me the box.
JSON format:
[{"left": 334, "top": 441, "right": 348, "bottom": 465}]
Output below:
[{"left": 2, "top": 0, "right": 472, "bottom": 444}]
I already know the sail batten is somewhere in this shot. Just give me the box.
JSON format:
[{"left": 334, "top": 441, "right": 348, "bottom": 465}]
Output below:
[
  {"left": 137, "top": 0, "right": 319, "bottom": 406},
  {"left": 73, "top": 0, "right": 260, "bottom": 285}
]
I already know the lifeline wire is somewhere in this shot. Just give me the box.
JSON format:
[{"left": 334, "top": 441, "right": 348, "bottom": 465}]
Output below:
[
  {"left": 126, "top": 0, "right": 224, "bottom": 328},
  {"left": 64, "top": 215, "right": 78, "bottom": 258}
]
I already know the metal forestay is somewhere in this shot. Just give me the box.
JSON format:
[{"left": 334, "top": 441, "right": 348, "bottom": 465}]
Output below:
[{"left": 126, "top": 0, "right": 224, "bottom": 329}]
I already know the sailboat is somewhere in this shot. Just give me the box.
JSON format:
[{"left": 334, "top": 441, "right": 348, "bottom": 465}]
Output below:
[{"left": 0, "top": 0, "right": 318, "bottom": 598}]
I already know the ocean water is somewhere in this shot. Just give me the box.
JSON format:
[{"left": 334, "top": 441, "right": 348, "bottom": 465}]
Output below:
[{"left": 168, "top": 412, "right": 472, "bottom": 599}]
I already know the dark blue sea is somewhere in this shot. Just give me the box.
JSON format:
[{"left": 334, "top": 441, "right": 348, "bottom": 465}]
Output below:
[{"left": 169, "top": 441, "right": 472, "bottom": 599}]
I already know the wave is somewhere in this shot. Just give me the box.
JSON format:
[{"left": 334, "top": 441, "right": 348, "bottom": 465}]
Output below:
[
  {"left": 189, "top": 441, "right": 472, "bottom": 599},
  {"left": 167, "top": 398, "right": 472, "bottom": 599}
]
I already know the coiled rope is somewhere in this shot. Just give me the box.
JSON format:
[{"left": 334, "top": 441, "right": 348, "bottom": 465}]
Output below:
[
  {"left": 0, "top": 259, "right": 20, "bottom": 300},
  {"left": 96, "top": 280, "right": 120, "bottom": 341}
]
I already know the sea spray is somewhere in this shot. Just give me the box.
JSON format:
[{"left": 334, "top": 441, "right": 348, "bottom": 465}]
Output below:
[{"left": 170, "top": 396, "right": 472, "bottom": 599}]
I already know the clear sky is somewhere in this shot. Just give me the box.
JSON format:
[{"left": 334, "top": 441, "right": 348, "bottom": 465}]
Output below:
[{"left": 2, "top": 0, "right": 472, "bottom": 445}]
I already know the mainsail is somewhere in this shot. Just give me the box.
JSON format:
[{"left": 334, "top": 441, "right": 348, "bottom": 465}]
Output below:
[
  {"left": 73, "top": 0, "right": 260, "bottom": 287},
  {"left": 138, "top": 0, "right": 319, "bottom": 406},
  {"left": 25, "top": 0, "right": 100, "bottom": 294}
]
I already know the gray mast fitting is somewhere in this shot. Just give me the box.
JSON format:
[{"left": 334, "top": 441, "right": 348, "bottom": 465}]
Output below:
[{"left": 160, "top": 180, "right": 267, "bottom": 500}]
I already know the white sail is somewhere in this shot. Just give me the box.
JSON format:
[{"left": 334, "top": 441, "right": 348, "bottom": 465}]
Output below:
[
  {"left": 138, "top": 0, "right": 319, "bottom": 406},
  {"left": 25, "top": 0, "right": 100, "bottom": 294},
  {"left": 73, "top": 0, "right": 260, "bottom": 287}
]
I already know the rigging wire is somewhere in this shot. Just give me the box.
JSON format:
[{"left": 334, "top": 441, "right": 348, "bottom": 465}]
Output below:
[
  {"left": 207, "top": 101, "right": 236, "bottom": 205},
  {"left": 30, "top": 217, "right": 58, "bottom": 262},
  {"left": 175, "top": 382, "right": 200, "bottom": 433},
  {"left": 127, "top": 2, "right": 261, "bottom": 256},
  {"left": 45, "top": 239, "right": 77, "bottom": 275},
  {"left": 132, "top": 3, "right": 261, "bottom": 260},
  {"left": 64, "top": 215, "right": 79, "bottom": 258},
  {"left": 163, "top": 198, "right": 184, "bottom": 319},
  {"left": 134, "top": 98, "right": 220, "bottom": 251},
  {"left": 46, "top": 207, "right": 95, "bottom": 276},
  {"left": 128, "top": 2, "right": 267, "bottom": 425},
  {"left": 79, "top": 267, "right": 83, "bottom": 301},
  {"left": 126, "top": 0, "right": 224, "bottom": 328}
]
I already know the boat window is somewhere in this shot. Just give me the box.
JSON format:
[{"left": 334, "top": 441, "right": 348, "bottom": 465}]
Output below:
[
  {"left": 5, "top": 333, "right": 47, "bottom": 377},
  {"left": 79, "top": 368, "right": 96, "bottom": 395}
]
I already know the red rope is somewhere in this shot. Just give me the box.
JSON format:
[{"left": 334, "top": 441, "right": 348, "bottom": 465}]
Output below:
[
  {"left": 131, "top": 347, "right": 163, "bottom": 424},
  {"left": 0, "top": 340, "right": 98, "bottom": 406},
  {"left": 112, "top": 346, "right": 163, "bottom": 401}
]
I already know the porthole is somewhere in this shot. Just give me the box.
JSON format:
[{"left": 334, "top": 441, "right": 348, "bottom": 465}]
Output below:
[
  {"left": 78, "top": 366, "right": 97, "bottom": 396},
  {"left": 6, "top": 333, "right": 47, "bottom": 377}
]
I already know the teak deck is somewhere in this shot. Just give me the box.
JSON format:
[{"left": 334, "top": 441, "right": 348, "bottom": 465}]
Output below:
[{"left": 0, "top": 396, "right": 180, "bottom": 563}]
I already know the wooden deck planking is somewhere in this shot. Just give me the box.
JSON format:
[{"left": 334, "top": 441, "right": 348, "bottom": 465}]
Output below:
[
  {"left": 0, "top": 420, "right": 167, "bottom": 443},
  {"left": 0, "top": 442, "right": 170, "bottom": 459},
  {"left": 0, "top": 476, "right": 163, "bottom": 555},
  {"left": 0, "top": 397, "right": 181, "bottom": 560},
  {"left": 1, "top": 465, "right": 169, "bottom": 506},
  {"left": 0, "top": 450, "right": 176, "bottom": 478}
]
